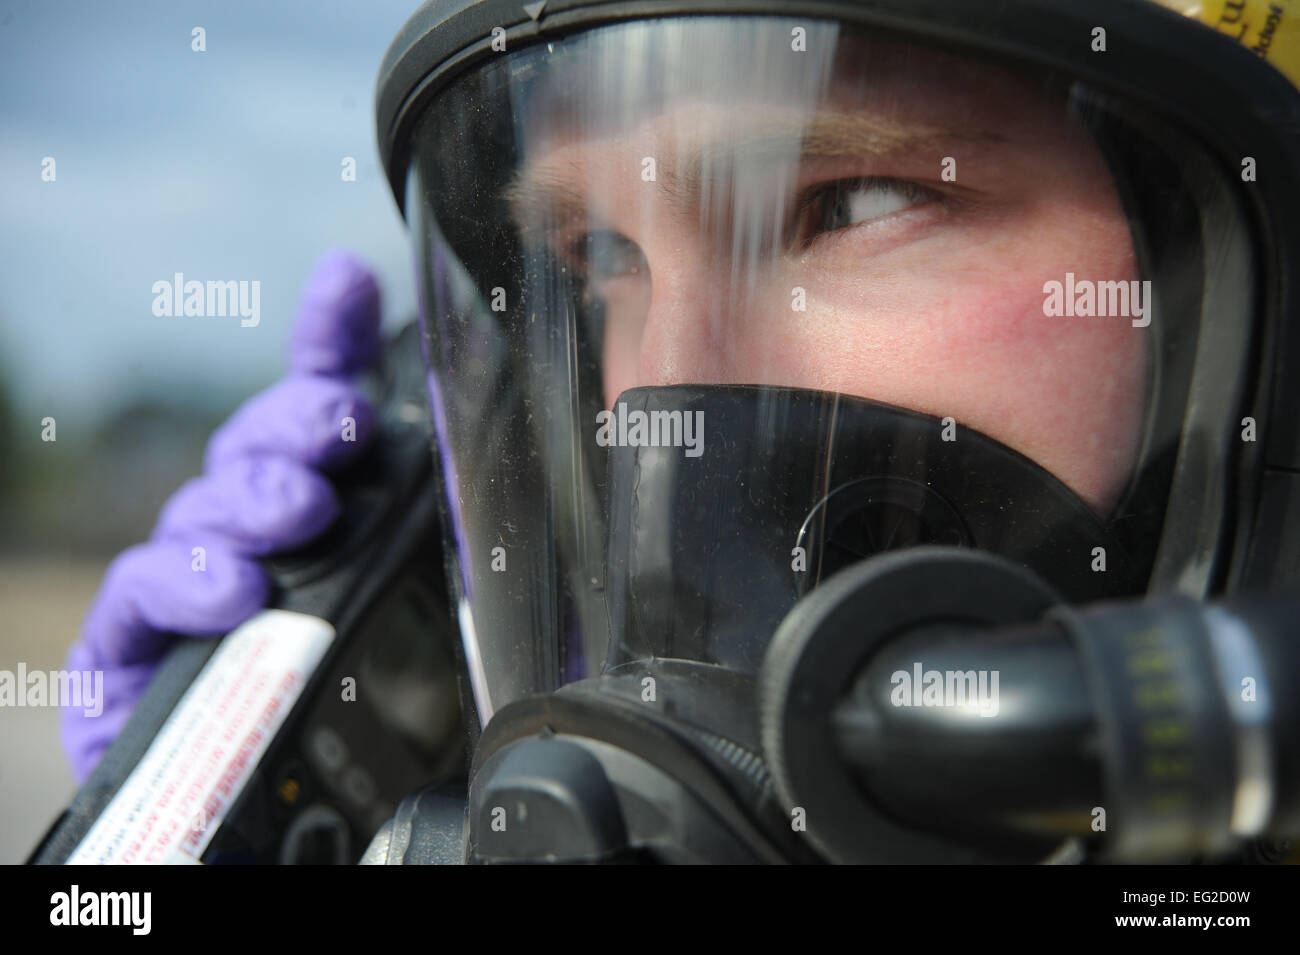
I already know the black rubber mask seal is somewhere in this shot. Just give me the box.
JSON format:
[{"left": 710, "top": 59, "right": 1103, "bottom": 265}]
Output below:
[{"left": 602, "top": 384, "right": 1150, "bottom": 676}]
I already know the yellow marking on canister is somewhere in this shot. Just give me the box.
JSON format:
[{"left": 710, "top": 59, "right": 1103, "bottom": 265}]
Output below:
[{"left": 1152, "top": 0, "right": 1300, "bottom": 88}]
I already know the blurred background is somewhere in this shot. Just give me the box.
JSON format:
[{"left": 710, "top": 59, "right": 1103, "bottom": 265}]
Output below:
[{"left": 0, "top": 0, "right": 420, "bottom": 862}]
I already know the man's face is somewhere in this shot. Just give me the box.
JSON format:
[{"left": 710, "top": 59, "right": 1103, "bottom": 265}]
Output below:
[{"left": 511, "top": 38, "right": 1146, "bottom": 516}]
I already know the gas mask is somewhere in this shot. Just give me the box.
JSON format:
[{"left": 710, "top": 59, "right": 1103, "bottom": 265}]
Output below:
[{"left": 369, "top": 0, "right": 1300, "bottom": 863}]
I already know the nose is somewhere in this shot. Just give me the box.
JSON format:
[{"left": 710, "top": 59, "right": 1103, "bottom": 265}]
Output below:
[
  {"left": 634, "top": 240, "right": 727, "bottom": 390},
  {"left": 597, "top": 178, "right": 785, "bottom": 403}
]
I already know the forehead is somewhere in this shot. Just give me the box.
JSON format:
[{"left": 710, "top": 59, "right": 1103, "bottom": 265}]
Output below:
[{"left": 517, "top": 24, "right": 1070, "bottom": 151}]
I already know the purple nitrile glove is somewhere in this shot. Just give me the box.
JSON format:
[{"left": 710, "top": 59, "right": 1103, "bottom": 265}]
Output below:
[{"left": 60, "top": 250, "right": 383, "bottom": 783}]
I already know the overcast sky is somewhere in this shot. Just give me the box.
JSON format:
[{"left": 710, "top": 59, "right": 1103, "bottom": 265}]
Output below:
[{"left": 0, "top": 0, "right": 421, "bottom": 429}]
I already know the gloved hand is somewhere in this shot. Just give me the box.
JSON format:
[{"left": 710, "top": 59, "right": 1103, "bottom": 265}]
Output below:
[{"left": 60, "top": 250, "right": 383, "bottom": 783}]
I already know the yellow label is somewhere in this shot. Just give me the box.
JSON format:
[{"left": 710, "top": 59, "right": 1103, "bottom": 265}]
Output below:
[{"left": 1151, "top": 0, "right": 1300, "bottom": 87}]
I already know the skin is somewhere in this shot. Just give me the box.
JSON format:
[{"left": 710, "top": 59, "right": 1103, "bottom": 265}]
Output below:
[{"left": 509, "top": 38, "right": 1147, "bottom": 516}]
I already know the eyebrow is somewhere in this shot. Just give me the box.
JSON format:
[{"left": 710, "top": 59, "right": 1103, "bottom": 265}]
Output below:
[
  {"left": 505, "top": 166, "right": 590, "bottom": 239},
  {"left": 753, "top": 112, "right": 996, "bottom": 161},
  {"left": 504, "top": 112, "right": 1003, "bottom": 240}
]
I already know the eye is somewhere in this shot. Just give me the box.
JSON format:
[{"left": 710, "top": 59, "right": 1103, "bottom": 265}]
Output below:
[
  {"left": 569, "top": 230, "right": 648, "bottom": 285},
  {"left": 791, "top": 177, "right": 939, "bottom": 248}
]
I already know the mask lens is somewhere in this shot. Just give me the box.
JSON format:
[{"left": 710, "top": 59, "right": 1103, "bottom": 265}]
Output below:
[{"left": 405, "top": 16, "right": 1253, "bottom": 721}]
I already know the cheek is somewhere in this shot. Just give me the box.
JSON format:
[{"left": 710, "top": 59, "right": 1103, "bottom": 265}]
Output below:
[
  {"left": 930, "top": 286, "right": 1146, "bottom": 515},
  {"left": 798, "top": 232, "right": 1147, "bottom": 514}
]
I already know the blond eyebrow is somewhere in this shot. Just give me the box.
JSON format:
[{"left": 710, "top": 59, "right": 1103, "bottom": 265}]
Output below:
[
  {"left": 503, "top": 166, "right": 590, "bottom": 244},
  {"left": 733, "top": 112, "right": 993, "bottom": 162},
  {"left": 504, "top": 112, "right": 1003, "bottom": 239}
]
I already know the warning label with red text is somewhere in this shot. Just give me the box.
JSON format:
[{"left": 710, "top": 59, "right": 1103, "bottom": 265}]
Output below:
[{"left": 67, "top": 610, "right": 335, "bottom": 864}]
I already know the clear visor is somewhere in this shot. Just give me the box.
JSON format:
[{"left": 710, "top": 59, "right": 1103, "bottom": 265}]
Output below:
[{"left": 405, "top": 16, "right": 1252, "bottom": 724}]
